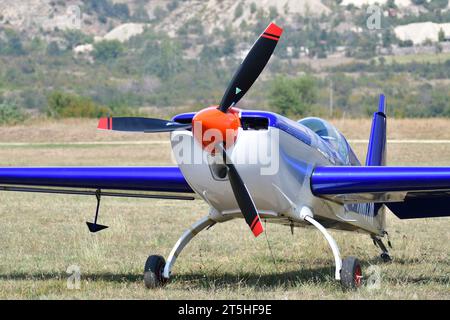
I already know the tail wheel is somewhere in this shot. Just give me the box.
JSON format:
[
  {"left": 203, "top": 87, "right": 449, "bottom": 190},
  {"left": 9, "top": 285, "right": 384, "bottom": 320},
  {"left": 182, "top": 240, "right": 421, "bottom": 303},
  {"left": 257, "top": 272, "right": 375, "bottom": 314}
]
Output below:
[
  {"left": 144, "top": 255, "right": 168, "bottom": 289},
  {"left": 340, "top": 257, "right": 363, "bottom": 289}
]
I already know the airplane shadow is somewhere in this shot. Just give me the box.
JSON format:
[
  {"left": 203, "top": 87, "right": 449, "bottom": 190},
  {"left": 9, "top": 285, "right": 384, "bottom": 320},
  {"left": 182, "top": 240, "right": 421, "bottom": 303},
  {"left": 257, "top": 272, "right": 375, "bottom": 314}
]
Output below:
[
  {"left": 0, "top": 268, "right": 336, "bottom": 289},
  {"left": 0, "top": 272, "right": 142, "bottom": 283},
  {"left": 0, "top": 258, "right": 447, "bottom": 288},
  {"left": 172, "top": 267, "right": 335, "bottom": 289}
]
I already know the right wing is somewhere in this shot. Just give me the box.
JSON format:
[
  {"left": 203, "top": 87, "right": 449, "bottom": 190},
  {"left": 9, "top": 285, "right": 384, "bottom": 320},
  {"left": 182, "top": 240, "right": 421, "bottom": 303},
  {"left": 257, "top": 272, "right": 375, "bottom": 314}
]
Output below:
[{"left": 311, "top": 166, "right": 450, "bottom": 219}]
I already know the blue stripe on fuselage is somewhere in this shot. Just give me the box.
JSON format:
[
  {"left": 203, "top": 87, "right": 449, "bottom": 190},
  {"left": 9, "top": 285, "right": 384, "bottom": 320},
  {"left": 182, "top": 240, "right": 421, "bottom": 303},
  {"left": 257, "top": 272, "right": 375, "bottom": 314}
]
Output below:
[{"left": 173, "top": 110, "right": 346, "bottom": 165}]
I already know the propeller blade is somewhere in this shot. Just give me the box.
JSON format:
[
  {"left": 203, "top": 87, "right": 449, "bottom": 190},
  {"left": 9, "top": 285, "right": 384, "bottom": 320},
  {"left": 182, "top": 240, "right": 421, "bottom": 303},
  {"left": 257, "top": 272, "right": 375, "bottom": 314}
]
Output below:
[
  {"left": 218, "top": 22, "right": 283, "bottom": 113},
  {"left": 218, "top": 144, "right": 263, "bottom": 237},
  {"left": 98, "top": 117, "right": 191, "bottom": 133}
]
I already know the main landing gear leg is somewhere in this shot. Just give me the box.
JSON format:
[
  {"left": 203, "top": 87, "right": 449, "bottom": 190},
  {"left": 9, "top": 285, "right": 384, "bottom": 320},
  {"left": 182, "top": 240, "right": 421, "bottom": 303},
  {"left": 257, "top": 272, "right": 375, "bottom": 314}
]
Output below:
[
  {"left": 301, "top": 207, "right": 362, "bottom": 289},
  {"left": 372, "top": 233, "right": 392, "bottom": 262},
  {"left": 144, "top": 216, "right": 216, "bottom": 289}
]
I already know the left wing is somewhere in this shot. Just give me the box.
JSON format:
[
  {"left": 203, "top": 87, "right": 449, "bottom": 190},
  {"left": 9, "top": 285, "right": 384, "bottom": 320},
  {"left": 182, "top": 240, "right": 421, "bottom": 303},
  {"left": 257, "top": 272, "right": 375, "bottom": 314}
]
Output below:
[
  {"left": 0, "top": 166, "right": 195, "bottom": 200},
  {"left": 311, "top": 166, "right": 450, "bottom": 219}
]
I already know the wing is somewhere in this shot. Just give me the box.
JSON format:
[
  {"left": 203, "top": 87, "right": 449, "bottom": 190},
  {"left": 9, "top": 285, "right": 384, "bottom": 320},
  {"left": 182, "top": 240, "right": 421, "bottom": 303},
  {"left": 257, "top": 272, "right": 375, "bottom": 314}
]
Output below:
[
  {"left": 0, "top": 166, "right": 195, "bottom": 200},
  {"left": 311, "top": 166, "right": 450, "bottom": 219}
]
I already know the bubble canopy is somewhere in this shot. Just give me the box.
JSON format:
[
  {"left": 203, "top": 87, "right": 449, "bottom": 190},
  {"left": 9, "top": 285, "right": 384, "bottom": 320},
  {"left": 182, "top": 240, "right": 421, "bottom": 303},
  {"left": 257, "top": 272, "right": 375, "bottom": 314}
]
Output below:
[{"left": 298, "top": 117, "right": 350, "bottom": 163}]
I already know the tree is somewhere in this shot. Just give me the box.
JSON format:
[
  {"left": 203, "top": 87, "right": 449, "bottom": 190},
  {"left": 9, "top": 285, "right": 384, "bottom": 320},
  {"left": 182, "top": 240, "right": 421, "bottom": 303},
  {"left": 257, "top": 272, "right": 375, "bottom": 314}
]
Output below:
[
  {"left": 46, "top": 91, "right": 110, "bottom": 118},
  {"left": 112, "top": 3, "right": 130, "bottom": 19},
  {"left": 234, "top": 2, "right": 244, "bottom": 19},
  {"left": 386, "top": 0, "right": 397, "bottom": 8},
  {"left": 2, "top": 30, "right": 26, "bottom": 56},
  {"left": 223, "top": 37, "right": 236, "bottom": 55},
  {"left": 153, "top": 6, "right": 167, "bottom": 20},
  {"left": 46, "top": 41, "right": 62, "bottom": 56},
  {"left": 438, "top": 28, "right": 445, "bottom": 42},
  {"left": 398, "top": 39, "right": 413, "bottom": 47},
  {"left": 269, "top": 6, "right": 279, "bottom": 20},
  {"left": 382, "top": 29, "right": 394, "bottom": 48},
  {"left": 142, "top": 38, "right": 183, "bottom": 79},
  {"left": 269, "top": 75, "right": 317, "bottom": 116},
  {"left": 63, "top": 30, "right": 93, "bottom": 49},
  {"left": 93, "top": 40, "right": 124, "bottom": 62},
  {"left": 425, "top": 0, "right": 449, "bottom": 11},
  {"left": 0, "top": 101, "right": 26, "bottom": 125}
]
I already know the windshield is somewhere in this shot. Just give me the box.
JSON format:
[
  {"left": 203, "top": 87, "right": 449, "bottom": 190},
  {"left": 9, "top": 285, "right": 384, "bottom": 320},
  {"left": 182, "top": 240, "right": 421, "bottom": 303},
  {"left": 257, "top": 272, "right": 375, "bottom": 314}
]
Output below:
[{"left": 298, "top": 117, "right": 350, "bottom": 163}]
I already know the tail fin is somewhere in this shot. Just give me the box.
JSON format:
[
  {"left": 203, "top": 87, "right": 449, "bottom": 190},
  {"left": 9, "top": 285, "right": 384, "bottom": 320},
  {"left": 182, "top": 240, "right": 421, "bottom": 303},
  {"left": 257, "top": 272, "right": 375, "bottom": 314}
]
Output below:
[{"left": 366, "top": 94, "right": 387, "bottom": 166}]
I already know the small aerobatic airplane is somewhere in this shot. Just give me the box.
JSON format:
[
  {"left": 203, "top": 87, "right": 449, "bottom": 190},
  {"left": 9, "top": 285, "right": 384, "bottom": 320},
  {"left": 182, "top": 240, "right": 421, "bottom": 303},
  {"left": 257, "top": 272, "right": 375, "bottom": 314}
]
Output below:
[{"left": 1, "top": 23, "right": 449, "bottom": 289}]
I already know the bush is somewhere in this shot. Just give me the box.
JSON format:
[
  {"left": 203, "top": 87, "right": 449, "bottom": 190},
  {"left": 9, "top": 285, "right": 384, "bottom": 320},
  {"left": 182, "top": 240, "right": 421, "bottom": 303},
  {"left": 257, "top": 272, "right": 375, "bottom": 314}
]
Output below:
[
  {"left": 63, "top": 30, "right": 93, "bottom": 49},
  {"left": 46, "top": 91, "right": 110, "bottom": 118},
  {"left": 398, "top": 40, "right": 414, "bottom": 47},
  {"left": 0, "top": 29, "right": 26, "bottom": 56},
  {"left": 46, "top": 41, "right": 62, "bottom": 56},
  {"left": 93, "top": 40, "right": 124, "bottom": 62},
  {"left": 0, "top": 102, "right": 27, "bottom": 125},
  {"left": 142, "top": 37, "right": 183, "bottom": 79},
  {"left": 234, "top": 3, "right": 244, "bottom": 19},
  {"left": 269, "top": 75, "right": 318, "bottom": 116}
]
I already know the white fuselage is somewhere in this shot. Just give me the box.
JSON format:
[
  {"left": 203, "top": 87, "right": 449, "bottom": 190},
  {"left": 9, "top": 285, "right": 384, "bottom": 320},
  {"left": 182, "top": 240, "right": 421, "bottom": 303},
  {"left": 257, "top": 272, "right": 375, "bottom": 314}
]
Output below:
[{"left": 171, "top": 126, "right": 385, "bottom": 236}]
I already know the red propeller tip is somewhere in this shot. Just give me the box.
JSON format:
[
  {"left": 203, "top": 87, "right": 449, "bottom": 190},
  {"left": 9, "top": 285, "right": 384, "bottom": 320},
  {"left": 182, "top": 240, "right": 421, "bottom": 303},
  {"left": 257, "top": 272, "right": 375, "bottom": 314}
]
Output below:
[
  {"left": 265, "top": 22, "right": 283, "bottom": 37},
  {"left": 251, "top": 219, "right": 264, "bottom": 237},
  {"left": 98, "top": 117, "right": 111, "bottom": 130}
]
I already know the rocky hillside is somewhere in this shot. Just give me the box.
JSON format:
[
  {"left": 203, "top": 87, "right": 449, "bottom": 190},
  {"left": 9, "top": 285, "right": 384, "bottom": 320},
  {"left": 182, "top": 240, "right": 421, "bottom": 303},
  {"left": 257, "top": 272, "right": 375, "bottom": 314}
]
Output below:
[
  {"left": 1, "top": 0, "right": 450, "bottom": 119},
  {"left": 2, "top": 1, "right": 450, "bottom": 46},
  {"left": 1, "top": 0, "right": 445, "bottom": 36},
  {"left": 0, "top": 0, "right": 331, "bottom": 34}
]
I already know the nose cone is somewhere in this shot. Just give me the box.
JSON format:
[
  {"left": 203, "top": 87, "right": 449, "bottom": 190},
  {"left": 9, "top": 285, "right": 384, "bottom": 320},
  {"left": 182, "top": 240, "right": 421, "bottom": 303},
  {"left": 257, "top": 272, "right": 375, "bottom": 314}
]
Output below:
[{"left": 192, "top": 106, "right": 241, "bottom": 151}]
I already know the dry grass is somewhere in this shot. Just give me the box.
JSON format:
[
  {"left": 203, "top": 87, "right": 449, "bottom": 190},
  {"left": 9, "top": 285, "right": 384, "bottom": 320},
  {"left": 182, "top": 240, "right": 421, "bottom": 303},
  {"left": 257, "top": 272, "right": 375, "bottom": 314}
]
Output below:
[{"left": 0, "top": 118, "right": 449, "bottom": 299}]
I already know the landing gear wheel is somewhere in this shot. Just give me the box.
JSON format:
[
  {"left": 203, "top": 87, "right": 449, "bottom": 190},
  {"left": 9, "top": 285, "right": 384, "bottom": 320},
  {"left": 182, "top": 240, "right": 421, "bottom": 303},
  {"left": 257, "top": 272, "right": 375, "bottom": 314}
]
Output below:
[
  {"left": 144, "top": 255, "right": 168, "bottom": 289},
  {"left": 340, "top": 257, "right": 362, "bottom": 289}
]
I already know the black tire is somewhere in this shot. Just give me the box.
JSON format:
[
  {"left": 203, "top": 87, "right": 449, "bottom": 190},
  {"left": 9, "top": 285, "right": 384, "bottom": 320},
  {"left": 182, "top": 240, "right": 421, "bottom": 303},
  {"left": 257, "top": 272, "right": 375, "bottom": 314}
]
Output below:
[
  {"left": 144, "top": 255, "right": 168, "bottom": 289},
  {"left": 340, "top": 257, "right": 362, "bottom": 289}
]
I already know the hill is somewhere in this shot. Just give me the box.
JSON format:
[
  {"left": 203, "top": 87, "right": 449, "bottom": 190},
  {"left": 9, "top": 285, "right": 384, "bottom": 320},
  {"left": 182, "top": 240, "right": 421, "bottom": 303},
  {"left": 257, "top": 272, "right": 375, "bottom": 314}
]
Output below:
[{"left": 0, "top": 0, "right": 450, "bottom": 120}]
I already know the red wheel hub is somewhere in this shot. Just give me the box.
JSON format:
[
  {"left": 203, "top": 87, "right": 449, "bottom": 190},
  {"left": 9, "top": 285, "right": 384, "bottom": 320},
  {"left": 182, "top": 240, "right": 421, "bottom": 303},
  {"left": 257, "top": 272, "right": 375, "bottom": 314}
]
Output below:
[{"left": 354, "top": 265, "right": 362, "bottom": 287}]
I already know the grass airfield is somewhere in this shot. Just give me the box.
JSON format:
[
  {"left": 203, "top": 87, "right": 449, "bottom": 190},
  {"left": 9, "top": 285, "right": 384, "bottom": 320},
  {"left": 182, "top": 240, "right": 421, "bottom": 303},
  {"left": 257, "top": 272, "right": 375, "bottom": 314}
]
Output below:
[{"left": 0, "top": 118, "right": 448, "bottom": 299}]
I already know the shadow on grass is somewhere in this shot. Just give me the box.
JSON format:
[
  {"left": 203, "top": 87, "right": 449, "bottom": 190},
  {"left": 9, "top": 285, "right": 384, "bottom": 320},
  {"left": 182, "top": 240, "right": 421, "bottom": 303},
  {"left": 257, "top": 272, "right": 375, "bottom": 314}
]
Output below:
[
  {"left": 0, "top": 267, "right": 336, "bottom": 289},
  {"left": 173, "top": 266, "right": 336, "bottom": 289},
  {"left": 0, "top": 272, "right": 142, "bottom": 283},
  {"left": 0, "top": 258, "right": 447, "bottom": 288}
]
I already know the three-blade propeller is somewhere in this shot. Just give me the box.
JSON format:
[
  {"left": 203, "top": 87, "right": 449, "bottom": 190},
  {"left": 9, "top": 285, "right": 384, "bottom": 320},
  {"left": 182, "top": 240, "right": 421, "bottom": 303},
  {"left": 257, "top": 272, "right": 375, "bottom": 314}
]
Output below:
[{"left": 98, "top": 23, "right": 283, "bottom": 237}]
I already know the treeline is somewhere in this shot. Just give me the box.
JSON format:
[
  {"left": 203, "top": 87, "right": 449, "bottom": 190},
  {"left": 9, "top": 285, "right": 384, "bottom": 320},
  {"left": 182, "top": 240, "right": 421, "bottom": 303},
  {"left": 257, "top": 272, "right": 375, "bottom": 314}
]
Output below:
[
  {"left": 1, "top": 1, "right": 450, "bottom": 125},
  {"left": 331, "top": 59, "right": 450, "bottom": 79},
  {"left": 0, "top": 91, "right": 140, "bottom": 125}
]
